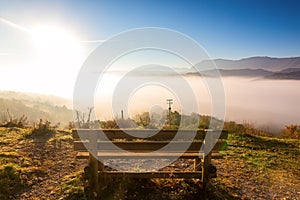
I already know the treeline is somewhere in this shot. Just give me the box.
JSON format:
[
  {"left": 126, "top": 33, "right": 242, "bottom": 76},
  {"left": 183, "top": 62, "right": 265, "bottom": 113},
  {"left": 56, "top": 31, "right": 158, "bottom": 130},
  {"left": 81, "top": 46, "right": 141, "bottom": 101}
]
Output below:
[
  {"left": 72, "top": 110, "right": 220, "bottom": 130},
  {"left": 73, "top": 110, "right": 299, "bottom": 139},
  {"left": 1, "top": 106, "right": 299, "bottom": 139}
]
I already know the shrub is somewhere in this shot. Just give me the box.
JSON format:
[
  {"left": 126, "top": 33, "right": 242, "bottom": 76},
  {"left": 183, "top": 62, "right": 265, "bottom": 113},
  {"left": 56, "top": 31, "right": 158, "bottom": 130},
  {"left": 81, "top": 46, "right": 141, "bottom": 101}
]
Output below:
[
  {"left": 0, "top": 109, "right": 28, "bottom": 128},
  {"left": 29, "top": 119, "right": 57, "bottom": 137},
  {"left": 278, "top": 124, "right": 300, "bottom": 139}
]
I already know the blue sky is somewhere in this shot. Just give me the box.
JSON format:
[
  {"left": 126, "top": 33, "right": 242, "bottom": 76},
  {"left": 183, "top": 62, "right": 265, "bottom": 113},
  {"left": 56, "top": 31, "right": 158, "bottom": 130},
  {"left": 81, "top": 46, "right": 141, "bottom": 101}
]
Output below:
[
  {"left": 1, "top": 0, "right": 300, "bottom": 124},
  {"left": 0, "top": 0, "right": 300, "bottom": 97},
  {"left": 1, "top": 0, "right": 300, "bottom": 59}
]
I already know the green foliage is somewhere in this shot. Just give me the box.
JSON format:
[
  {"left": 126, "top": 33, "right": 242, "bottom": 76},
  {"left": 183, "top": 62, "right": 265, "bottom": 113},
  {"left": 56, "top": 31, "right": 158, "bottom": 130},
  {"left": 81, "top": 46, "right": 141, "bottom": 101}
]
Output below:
[
  {"left": 134, "top": 111, "right": 164, "bottom": 129},
  {"left": 278, "top": 124, "right": 300, "bottom": 139},
  {"left": 60, "top": 171, "right": 88, "bottom": 200},
  {"left": 198, "top": 115, "right": 211, "bottom": 129},
  {"left": 0, "top": 165, "right": 25, "bottom": 198},
  {"left": 116, "top": 118, "right": 138, "bottom": 128},
  {"left": 99, "top": 119, "right": 119, "bottom": 129},
  {"left": 226, "top": 132, "right": 300, "bottom": 178},
  {"left": 224, "top": 121, "right": 273, "bottom": 137},
  {"left": 98, "top": 118, "right": 138, "bottom": 129}
]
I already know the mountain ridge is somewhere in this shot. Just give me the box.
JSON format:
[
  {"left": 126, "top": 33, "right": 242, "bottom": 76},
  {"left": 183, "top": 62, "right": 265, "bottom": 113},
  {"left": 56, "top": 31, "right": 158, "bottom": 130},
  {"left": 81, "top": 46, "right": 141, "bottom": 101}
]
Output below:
[{"left": 196, "top": 56, "right": 300, "bottom": 71}]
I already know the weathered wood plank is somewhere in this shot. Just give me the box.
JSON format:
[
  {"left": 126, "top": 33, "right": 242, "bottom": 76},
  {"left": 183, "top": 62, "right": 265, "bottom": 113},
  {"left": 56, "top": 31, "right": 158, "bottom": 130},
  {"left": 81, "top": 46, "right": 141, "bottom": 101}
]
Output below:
[
  {"left": 72, "top": 129, "right": 228, "bottom": 140},
  {"left": 76, "top": 152, "right": 224, "bottom": 159},
  {"left": 99, "top": 171, "right": 202, "bottom": 179},
  {"left": 74, "top": 140, "right": 227, "bottom": 152}
]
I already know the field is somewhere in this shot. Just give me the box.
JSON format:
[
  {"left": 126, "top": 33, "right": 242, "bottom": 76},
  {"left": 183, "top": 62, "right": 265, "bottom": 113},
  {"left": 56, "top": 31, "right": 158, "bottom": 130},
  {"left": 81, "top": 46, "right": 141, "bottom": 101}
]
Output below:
[{"left": 0, "top": 127, "right": 299, "bottom": 199}]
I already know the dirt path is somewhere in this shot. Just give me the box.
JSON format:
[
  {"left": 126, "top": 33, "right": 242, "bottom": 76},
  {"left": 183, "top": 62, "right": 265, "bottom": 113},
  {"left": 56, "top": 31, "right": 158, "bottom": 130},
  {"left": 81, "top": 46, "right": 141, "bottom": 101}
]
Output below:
[{"left": 13, "top": 133, "right": 85, "bottom": 200}]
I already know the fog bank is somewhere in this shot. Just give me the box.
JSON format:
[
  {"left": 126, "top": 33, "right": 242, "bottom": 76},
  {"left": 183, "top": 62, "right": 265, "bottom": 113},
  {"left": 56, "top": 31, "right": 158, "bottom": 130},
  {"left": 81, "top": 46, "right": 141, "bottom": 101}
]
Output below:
[{"left": 93, "top": 74, "right": 300, "bottom": 133}]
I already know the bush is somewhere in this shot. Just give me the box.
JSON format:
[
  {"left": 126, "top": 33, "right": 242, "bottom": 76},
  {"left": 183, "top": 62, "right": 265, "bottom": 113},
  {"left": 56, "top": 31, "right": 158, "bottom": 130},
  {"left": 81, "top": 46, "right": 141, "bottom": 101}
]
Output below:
[
  {"left": 278, "top": 124, "right": 300, "bottom": 139},
  {"left": 29, "top": 119, "right": 57, "bottom": 137},
  {"left": 0, "top": 110, "right": 28, "bottom": 128}
]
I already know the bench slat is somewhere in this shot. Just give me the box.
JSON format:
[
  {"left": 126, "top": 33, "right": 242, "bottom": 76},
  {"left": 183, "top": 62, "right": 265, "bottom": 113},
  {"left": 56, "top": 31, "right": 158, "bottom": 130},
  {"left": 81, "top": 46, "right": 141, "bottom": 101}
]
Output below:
[
  {"left": 76, "top": 151, "right": 224, "bottom": 159},
  {"left": 72, "top": 129, "right": 228, "bottom": 140},
  {"left": 99, "top": 171, "right": 202, "bottom": 179},
  {"left": 74, "top": 140, "right": 227, "bottom": 152}
]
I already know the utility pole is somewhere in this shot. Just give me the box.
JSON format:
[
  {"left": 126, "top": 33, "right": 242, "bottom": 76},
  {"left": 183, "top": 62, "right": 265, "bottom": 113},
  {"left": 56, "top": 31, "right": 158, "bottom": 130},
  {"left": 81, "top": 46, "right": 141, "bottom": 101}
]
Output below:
[{"left": 167, "top": 99, "right": 173, "bottom": 129}]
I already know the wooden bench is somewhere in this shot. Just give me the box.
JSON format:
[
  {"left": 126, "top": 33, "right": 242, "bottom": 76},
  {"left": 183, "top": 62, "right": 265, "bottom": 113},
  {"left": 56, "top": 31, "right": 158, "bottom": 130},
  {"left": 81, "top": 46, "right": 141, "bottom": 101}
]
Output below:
[{"left": 73, "top": 129, "right": 228, "bottom": 198}]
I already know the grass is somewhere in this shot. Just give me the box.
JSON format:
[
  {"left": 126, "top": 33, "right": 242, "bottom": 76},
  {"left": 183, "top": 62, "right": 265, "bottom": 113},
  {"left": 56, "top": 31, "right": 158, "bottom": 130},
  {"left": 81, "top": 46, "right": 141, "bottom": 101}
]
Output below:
[
  {"left": 0, "top": 127, "right": 299, "bottom": 199},
  {"left": 60, "top": 171, "right": 88, "bottom": 200},
  {"left": 228, "top": 133, "right": 300, "bottom": 172},
  {"left": 0, "top": 127, "right": 73, "bottom": 198},
  {"left": 211, "top": 132, "right": 300, "bottom": 199},
  {"left": 0, "top": 164, "right": 25, "bottom": 199}
]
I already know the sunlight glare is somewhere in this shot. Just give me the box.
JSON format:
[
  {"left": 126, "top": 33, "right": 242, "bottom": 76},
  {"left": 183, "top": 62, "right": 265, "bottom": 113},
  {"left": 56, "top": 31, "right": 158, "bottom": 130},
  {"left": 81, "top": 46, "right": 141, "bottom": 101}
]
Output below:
[{"left": 30, "top": 25, "right": 84, "bottom": 97}]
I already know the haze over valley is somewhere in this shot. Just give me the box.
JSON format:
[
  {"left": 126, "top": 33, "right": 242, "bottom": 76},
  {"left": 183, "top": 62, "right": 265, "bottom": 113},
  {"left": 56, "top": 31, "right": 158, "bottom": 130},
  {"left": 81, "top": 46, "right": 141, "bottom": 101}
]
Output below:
[{"left": 1, "top": 56, "right": 300, "bottom": 133}]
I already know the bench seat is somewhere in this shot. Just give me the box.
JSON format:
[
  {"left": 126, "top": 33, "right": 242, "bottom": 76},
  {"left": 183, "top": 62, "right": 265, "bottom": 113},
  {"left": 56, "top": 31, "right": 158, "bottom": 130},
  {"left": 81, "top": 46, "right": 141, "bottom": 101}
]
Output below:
[{"left": 76, "top": 151, "right": 224, "bottom": 159}]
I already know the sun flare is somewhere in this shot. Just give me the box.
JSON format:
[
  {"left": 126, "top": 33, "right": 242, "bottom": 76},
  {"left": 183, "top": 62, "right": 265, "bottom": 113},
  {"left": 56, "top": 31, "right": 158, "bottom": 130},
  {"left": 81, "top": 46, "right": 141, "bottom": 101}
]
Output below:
[
  {"left": 29, "top": 25, "right": 84, "bottom": 97},
  {"left": 31, "top": 25, "right": 81, "bottom": 56}
]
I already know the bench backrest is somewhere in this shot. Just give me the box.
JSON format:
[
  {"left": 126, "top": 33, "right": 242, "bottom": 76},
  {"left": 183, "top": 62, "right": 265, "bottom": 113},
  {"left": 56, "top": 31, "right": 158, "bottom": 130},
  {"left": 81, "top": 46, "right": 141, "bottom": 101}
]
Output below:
[{"left": 73, "top": 129, "right": 228, "bottom": 153}]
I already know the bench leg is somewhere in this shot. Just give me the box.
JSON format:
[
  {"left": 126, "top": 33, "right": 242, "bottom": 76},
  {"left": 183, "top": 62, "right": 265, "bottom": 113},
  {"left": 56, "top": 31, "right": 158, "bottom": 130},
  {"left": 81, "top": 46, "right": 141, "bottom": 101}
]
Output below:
[
  {"left": 194, "top": 157, "right": 201, "bottom": 171},
  {"left": 202, "top": 152, "right": 212, "bottom": 188},
  {"left": 98, "top": 160, "right": 105, "bottom": 192},
  {"left": 89, "top": 153, "right": 99, "bottom": 199}
]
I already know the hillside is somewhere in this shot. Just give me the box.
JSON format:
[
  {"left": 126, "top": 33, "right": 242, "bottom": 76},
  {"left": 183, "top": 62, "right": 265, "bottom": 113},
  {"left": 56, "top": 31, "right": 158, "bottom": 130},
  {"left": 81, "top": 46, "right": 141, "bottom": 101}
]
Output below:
[
  {"left": 0, "top": 91, "right": 72, "bottom": 108},
  {"left": 265, "top": 70, "right": 300, "bottom": 80},
  {"left": 0, "top": 91, "right": 73, "bottom": 127},
  {"left": 0, "top": 127, "right": 299, "bottom": 199}
]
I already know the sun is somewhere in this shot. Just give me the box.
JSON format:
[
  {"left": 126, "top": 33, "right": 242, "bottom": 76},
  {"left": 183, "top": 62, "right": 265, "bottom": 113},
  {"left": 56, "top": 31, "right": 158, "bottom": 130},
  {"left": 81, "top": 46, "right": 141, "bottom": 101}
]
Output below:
[
  {"left": 30, "top": 25, "right": 84, "bottom": 97},
  {"left": 31, "top": 25, "right": 82, "bottom": 57}
]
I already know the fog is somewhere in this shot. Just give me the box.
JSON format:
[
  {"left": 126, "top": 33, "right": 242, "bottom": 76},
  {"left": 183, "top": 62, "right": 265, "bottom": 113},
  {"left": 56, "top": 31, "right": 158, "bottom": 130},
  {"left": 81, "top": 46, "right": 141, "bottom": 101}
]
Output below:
[
  {"left": 222, "top": 77, "right": 300, "bottom": 132},
  {"left": 92, "top": 74, "right": 300, "bottom": 133}
]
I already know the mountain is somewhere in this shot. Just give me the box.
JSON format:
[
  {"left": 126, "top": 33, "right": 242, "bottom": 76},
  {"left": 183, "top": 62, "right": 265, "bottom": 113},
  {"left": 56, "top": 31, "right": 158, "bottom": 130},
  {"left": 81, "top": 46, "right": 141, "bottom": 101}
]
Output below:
[
  {"left": 194, "top": 68, "right": 273, "bottom": 77},
  {"left": 277, "top": 67, "right": 300, "bottom": 73},
  {"left": 191, "top": 57, "right": 300, "bottom": 79},
  {"left": 265, "top": 70, "right": 300, "bottom": 80},
  {"left": 0, "top": 91, "right": 73, "bottom": 127},
  {"left": 106, "top": 57, "right": 300, "bottom": 79},
  {"left": 196, "top": 56, "right": 300, "bottom": 72}
]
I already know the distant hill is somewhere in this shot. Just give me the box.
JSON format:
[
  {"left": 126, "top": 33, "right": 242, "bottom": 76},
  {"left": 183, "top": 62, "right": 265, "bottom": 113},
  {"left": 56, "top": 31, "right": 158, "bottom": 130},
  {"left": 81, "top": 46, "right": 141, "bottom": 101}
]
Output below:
[
  {"left": 265, "top": 70, "right": 300, "bottom": 80},
  {"left": 0, "top": 91, "right": 73, "bottom": 127},
  {"left": 0, "top": 91, "right": 72, "bottom": 108},
  {"left": 106, "top": 57, "right": 300, "bottom": 79},
  {"left": 196, "top": 56, "right": 300, "bottom": 72},
  {"left": 190, "top": 57, "right": 300, "bottom": 80},
  {"left": 194, "top": 68, "right": 273, "bottom": 77}
]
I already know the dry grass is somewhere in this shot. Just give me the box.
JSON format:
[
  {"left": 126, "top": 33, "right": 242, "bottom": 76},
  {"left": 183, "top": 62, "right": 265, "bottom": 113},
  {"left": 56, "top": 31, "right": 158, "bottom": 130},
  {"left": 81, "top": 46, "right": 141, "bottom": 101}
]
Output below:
[{"left": 0, "top": 128, "right": 299, "bottom": 199}]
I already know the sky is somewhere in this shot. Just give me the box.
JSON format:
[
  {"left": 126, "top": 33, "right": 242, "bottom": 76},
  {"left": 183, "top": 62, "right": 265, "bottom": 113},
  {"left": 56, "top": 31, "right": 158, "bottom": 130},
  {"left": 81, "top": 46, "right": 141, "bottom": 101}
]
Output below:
[{"left": 0, "top": 0, "right": 300, "bottom": 97}]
